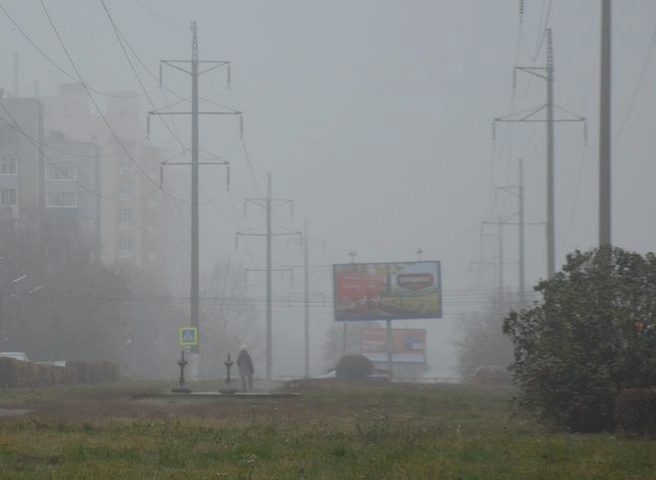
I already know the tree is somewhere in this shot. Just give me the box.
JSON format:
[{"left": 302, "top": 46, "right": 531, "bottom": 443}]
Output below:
[
  {"left": 503, "top": 247, "right": 656, "bottom": 432},
  {"left": 198, "top": 258, "right": 262, "bottom": 377},
  {"left": 0, "top": 213, "right": 130, "bottom": 363},
  {"left": 456, "top": 297, "right": 515, "bottom": 382}
]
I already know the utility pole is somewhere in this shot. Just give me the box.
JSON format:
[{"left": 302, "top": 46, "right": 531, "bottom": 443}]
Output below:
[
  {"left": 237, "top": 173, "right": 299, "bottom": 380},
  {"left": 149, "top": 22, "right": 236, "bottom": 379},
  {"left": 488, "top": 162, "right": 543, "bottom": 311},
  {"left": 599, "top": 0, "right": 612, "bottom": 248},
  {"left": 494, "top": 28, "right": 585, "bottom": 278},
  {"left": 303, "top": 218, "right": 310, "bottom": 378},
  {"left": 498, "top": 214, "right": 504, "bottom": 315},
  {"left": 495, "top": 159, "right": 534, "bottom": 306},
  {"left": 343, "top": 250, "right": 358, "bottom": 356},
  {"left": 518, "top": 159, "right": 525, "bottom": 305},
  {"left": 283, "top": 220, "right": 326, "bottom": 378}
]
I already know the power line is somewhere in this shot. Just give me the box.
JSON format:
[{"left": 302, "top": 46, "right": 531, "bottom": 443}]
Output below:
[
  {"left": 613, "top": 12, "right": 656, "bottom": 140},
  {"left": 39, "top": 0, "right": 163, "bottom": 195},
  {"left": 0, "top": 104, "right": 159, "bottom": 203},
  {"left": 132, "top": 0, "right": 187, "bottom": 31},
  {"left": 98, "top": 0, "right": 188, "bottom": 153},
  {"left": 0, "top": 3, "right": 157, "bottom": 100},
  {"left": 528, "top": 0, "right": 553, "bottom": 62}
]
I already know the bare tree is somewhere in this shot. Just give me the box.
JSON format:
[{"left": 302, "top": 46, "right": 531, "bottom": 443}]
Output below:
[{"left": 199, "top": 257, "right": 262, "bottom": 377}]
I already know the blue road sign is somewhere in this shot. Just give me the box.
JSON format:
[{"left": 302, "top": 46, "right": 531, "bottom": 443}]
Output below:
[{"left": 179, "top": 327, "right": 198, "bottom": 346}]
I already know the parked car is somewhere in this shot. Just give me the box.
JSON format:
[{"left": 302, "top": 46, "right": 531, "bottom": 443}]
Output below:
[
  {"left": 470, "top": 365, "right": 512, "bottom": 385},
  {"left": 0, "top": 352, "right": 29, "bottom": 362},
  {"left": 314, "top": 369, "right": 390, "bottom": 382}
]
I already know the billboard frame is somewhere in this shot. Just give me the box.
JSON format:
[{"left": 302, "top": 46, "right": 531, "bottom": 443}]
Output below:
[
  {"left": 360, "top": 327, "right": 427, "bottom": 364},
  {"left": 333, "top": 260, "right": 442, "bottom": 322}
]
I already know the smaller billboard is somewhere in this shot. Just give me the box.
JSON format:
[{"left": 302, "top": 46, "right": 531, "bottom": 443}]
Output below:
[
  {"left": 333, "top": 261, "right": 442, "bottom": 321},
  {"left": 361, "top": 328, "right": 426, "bottom": 364}
]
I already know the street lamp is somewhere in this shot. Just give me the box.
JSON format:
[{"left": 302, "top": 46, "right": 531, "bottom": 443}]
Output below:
[
  {"left": 9, "top": 285, "right": 43, "bottom": 345},
  {"left": 0, "top": 274, "right": 28, "bottom": 348}
]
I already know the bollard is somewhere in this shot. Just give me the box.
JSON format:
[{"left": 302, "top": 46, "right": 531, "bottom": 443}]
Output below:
[
  {"left": 171, "top": 350, "right": 191, "bottom": 393},
  {"left": 217, "top": 352, "right": 237, "bottom": 395},
  {"left": 224, "top": 352, "right": 234, "bottom": 384}
]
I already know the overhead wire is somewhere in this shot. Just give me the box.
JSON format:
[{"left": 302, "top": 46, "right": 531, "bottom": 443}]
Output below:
[
  {"left": 558, "top": 142, "right": 589, "bottom": 253},
  {"left": 0, "top": 105, "right": 160, "bottom": 203},
  {"left": 528, "top": 0, "right": 553, "bottom": 62},
  {"left": 0, "top": 3, "right": 157, "bottom": 100},
  {"left": 39, "top": 0, "right": 166, "bottom": 198},
  {"left": 132, "top": 0, "right": 187, "bottom": 31},
  {"left": 613, "top": 11, "right": 656, "bottom": 140}
]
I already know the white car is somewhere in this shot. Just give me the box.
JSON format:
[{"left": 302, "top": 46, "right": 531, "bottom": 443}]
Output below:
[{"left": 0, "top": 352, "right": 29, "bottom": 362}]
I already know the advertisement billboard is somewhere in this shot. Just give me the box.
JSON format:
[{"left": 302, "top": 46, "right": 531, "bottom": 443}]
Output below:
[
  {"left": 333, "top": 261, "right": 442, "bottom": 321},
  {"left": 361, "top": 328, "right": 427, "bottom": 364}
]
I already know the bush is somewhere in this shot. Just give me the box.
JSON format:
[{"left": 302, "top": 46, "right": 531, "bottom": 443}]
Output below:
[
  {"left": 615, "top": 388, "right": 656, "bottom": 437},
  {"left": 503, "top": 247, "right": 656, "bottom": 433},
  {"left": 335, "top": 354, "right": 374, "bottom": 379},
  {"left": 0, "top": 358, "right": 120, "bottom": 388}
]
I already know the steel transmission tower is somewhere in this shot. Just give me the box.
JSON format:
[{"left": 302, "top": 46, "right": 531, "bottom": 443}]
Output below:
[
  {"left": 494, "top": 28, "right": 585, "bottom": 278},
  {"left": 237, "top": 173, "right": 300, "bottom": 380},
  {"left": 283, "top": 218, "right": 326, "bottom": 378},
  {"left": 149, "top": 22, "right": 238, "bottom": 378},
  {"left": 494, "top": 159, "right": 544, "bottom": 306}
]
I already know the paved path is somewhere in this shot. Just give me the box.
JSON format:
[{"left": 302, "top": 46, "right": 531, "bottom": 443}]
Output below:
[{"left": 0, "top": 409, "right": 32, "bottom": 416}]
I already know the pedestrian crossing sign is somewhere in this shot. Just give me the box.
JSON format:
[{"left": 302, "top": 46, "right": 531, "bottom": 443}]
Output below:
[{"left": 179, "top": 327, "right": 198, "bottom": 346}]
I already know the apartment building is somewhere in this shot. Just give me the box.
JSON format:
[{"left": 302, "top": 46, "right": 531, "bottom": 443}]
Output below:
[
  {"left": 41, "top": 83, "right": 167, "bottom": 283},
  {"left": 0, "top": 97, "right": 43, "bottom": 222},
  {"left": 42, "top": 130, "right": 101, "bottom": 260}
]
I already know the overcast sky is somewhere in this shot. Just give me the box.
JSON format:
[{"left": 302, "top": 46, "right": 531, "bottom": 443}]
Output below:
[{"left": 1, "top": 1, "right": 655, "bottom": 376}]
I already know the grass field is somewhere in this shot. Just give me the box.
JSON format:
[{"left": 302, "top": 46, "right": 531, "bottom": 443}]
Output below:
[{"left": 0, "top": 380, "right": 655, "bottom": 479}]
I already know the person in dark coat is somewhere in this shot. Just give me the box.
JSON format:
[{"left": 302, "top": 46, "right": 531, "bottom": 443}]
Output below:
[{"left": 237, "top": 345, "right": 254, "bottom": 391}]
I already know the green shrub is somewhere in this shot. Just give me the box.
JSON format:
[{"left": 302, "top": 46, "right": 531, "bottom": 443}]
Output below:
[
  {"left": 335, "top": 354, "right": 374, "bottom": 378},
  {"left": 615, "top": 388, "right": 656, "bottom": 437},
  {"left": 504, "top": 247, "right": 656, "bottom": 433}
]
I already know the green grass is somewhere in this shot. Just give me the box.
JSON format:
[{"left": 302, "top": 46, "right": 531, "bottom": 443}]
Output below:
[{"left": 0, "top": 381, "right": 655, "bottom": 478}]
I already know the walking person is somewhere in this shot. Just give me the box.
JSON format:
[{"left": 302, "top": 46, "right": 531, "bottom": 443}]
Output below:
[{"left": 237, "top": 345, "right": 254, "bottom": 391}]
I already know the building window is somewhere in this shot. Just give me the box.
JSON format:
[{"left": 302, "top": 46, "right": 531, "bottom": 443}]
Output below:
[
  {"left": 0, "top": 155, "right": 17, "bottom": 175},
  {"left": 118, "top": 182, "right": 132, "bottom": 198},
  {"left": 46, "top": 191, "right": 77, "bottom": 208},
  {"left": 119, "top": 207, "right": 133, "bottom": 224},
  {"left": 147, "top": 240, "right": 157, "bottom": 256},
  {"left": 0, "top": 188, "right": 17, "bottom": 206},
  {"left": 147, "top": 212, "right": 156, "bottom": 227},
  {"left": 46, "top": 165, "right": 77, "bottom": 181},
  {"left": 119, "top": 236, "right": 133, "bottom": 255}
]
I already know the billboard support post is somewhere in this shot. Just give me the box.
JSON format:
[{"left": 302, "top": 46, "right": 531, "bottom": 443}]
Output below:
[{"left": 386, "top": 319, "right": 393, "bottom": 376}]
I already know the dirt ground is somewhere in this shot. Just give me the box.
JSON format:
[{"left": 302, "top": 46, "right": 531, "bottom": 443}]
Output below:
[{"left": 0, "top": 379, "right": 403, "bottom": 423}]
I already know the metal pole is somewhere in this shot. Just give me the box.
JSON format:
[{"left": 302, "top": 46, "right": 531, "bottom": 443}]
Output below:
[
  {"left": 266, "top": 172, "right": 272, "bottom": 380},
  {"left": 190, "top": 21, "right": 200, "bottom": 377},
  {"left": 599, "top": 0, "right": 612, "bottom": 248},
  {"left": 498, "top": 214, "right": 504, "bottom": 317},
  {"left": 518, "top": 158, "right": 525, "bottom": 305},
  {"left": 303, "top": 217, "right": 310, "bottom": 378},
  {"left": 546, "top": 28, "right": 555, "bottom": 279},
  {"left": 386, "top": 318, "right": 393, "bottom": 378}
]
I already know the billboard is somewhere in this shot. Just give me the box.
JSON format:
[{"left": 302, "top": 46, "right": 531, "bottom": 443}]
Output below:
[
  {"left": 361, "top": 328, "right": 427, "bottom": 364},
  {"left": 333, "top": 261, "right": 442, "bottom": 321}
]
